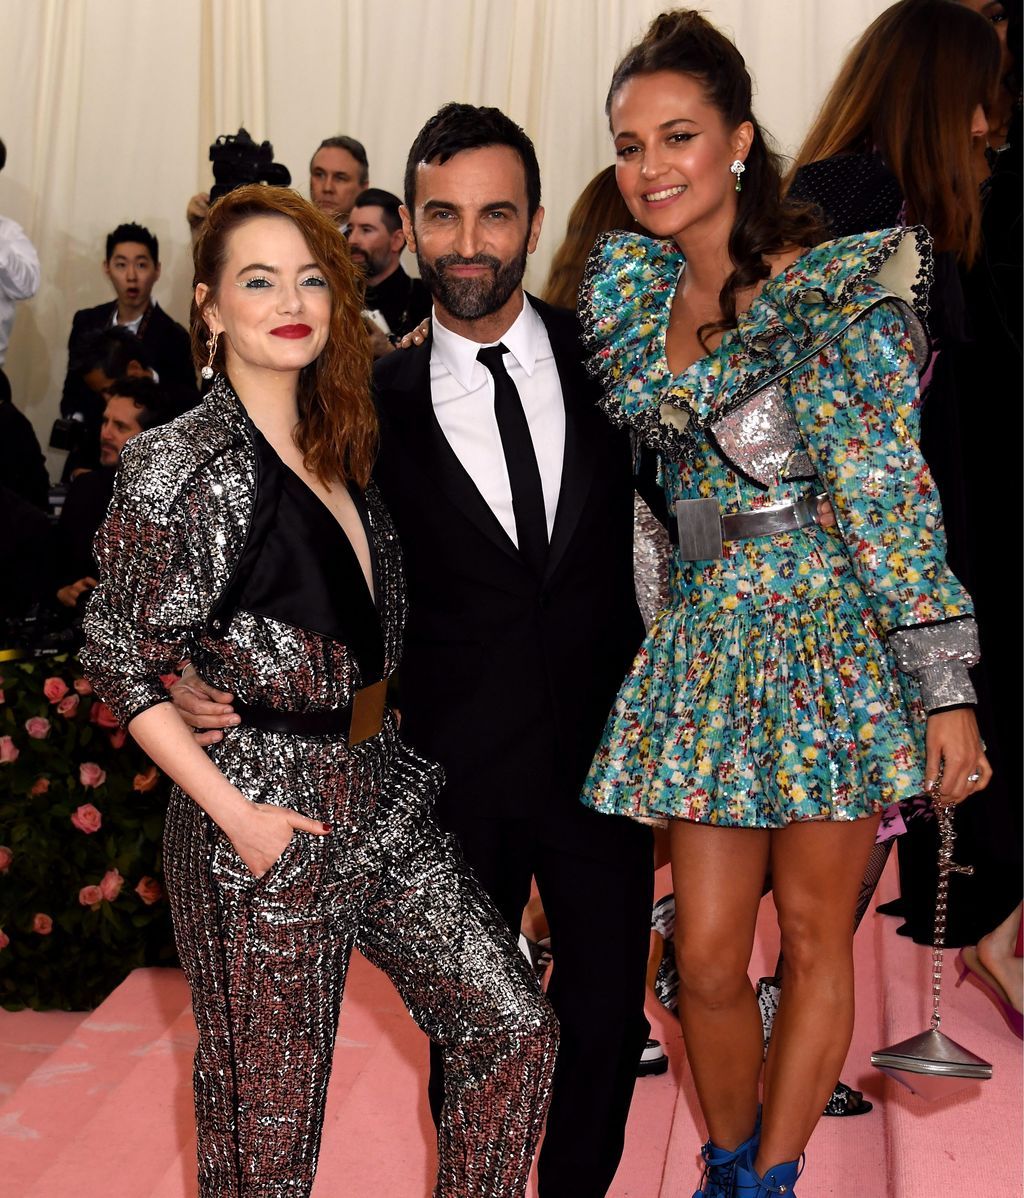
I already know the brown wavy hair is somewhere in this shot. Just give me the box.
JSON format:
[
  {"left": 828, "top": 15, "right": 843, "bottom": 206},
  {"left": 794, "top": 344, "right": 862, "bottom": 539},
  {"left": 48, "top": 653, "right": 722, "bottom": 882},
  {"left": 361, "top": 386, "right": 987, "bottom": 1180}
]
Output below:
[
  {"left": 606, "top": 10, "right": 825, "bottom": 349},
  {"left": 790, "top": 0, "right": 1000, "bottom": 264},
  {"left": 191, "top": 184, "right": 375, "bottom": 488},
  {"left": 542, "top": 166, "right": 635, "bottom": 311}
]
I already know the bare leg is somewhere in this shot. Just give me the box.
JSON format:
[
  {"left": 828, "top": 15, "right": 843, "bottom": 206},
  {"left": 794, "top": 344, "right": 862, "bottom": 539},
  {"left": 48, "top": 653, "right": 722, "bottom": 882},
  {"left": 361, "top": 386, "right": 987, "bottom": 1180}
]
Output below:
[
  {"left": 758, "top": 815, "right": 880, "bottom": 1169},
  {"left": 669, "top": 821, "right": 770, "bottom": 1149},
  {"left": 977, "top": 901, "right": 1024, "bottom": 1013}
]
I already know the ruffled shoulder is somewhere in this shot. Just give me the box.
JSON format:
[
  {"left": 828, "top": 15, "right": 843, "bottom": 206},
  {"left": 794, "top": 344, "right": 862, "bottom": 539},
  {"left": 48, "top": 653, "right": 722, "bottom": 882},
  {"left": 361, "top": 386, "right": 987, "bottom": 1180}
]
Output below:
[
  {"left": 735, "top": 225, "right": 932, "bottom": 375},
  {"left": 578, "top": 231, "right": 698, "bottom": 455}
]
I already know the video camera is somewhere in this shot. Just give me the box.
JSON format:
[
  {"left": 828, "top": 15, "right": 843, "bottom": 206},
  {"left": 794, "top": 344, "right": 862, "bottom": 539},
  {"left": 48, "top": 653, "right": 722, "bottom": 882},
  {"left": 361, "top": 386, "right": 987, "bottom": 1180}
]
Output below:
[{"left": 209, "top": 128, "right": 291, "bottom": 203}]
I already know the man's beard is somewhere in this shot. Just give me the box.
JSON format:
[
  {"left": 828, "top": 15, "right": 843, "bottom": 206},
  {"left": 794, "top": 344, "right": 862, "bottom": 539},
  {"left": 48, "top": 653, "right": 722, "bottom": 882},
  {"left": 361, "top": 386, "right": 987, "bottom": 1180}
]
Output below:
[
  {"left": 352, "top": 246, "right": 391, "bottom": 280},
  {"left": 417, "top": 244, "right": 528, "bottom": 320}
]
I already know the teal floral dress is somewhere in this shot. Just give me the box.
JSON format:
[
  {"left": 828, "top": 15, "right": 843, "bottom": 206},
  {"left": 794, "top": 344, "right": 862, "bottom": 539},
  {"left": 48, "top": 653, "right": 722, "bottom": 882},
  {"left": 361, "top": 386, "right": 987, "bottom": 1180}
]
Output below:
[{"left": 580, "top": 228, "right": 979, "bottom": 828}]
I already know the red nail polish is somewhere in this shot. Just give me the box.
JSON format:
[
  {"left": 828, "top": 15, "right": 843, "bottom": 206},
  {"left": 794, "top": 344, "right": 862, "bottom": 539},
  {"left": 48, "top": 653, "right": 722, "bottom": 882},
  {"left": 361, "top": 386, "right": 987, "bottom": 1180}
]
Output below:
[{"left": 322, "top": 823, "right": 332, "bottom": 832}]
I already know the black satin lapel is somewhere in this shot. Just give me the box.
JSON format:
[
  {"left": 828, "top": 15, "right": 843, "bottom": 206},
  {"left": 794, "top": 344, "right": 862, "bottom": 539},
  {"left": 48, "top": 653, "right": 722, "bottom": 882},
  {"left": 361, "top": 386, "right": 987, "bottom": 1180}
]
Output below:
[
  {"left": 543, "top": 322, "right": 599, "bottom": 582},
  {"left": 388, "top": 364, "right": 522, "bottom": 565}
]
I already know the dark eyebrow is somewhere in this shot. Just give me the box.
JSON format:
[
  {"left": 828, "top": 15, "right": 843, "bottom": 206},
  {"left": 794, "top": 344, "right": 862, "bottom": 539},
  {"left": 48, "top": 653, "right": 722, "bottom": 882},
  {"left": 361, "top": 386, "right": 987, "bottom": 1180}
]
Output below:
[
  {"left": 422, "top": 199, "right": 519, "bottom": 215},
  {"left": 614, "top": 117, "right": 699, "bottom": 140}
]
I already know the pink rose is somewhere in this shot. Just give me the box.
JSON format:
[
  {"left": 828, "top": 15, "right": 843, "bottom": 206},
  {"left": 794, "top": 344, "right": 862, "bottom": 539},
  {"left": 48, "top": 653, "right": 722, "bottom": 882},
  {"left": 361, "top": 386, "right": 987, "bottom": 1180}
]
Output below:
[
  {"left": 43, "top": 677, "right": 69, "bottom": 704},
  {"left": 25, "top": 717, "right": 51, "bottom": 739},
  {"left": 0, "top": 736, "right": 17, "bottom": 764},
  {"left": 32, "top": 913, "right": 53, "bottom": 935},
  {"left": 57, "top": 693, "right": 80, "bottom": 718},
  {"left": 78, "top": 885, "right": 102, "bottom": 908},
  {"left": 71, "top": 803, "right": 103, "bottom": 833},
  {"left": 30, "top": 777, "right": 50, "bottom": 796},
  {"left": 73, "top": 678, "right": 94, "bottom": 695},
  {"left": 79, "top": 762, "right": 107, "bottom": 789},
  {"left": 0, "top": 846, "right": 12, "bottom": 873},
  {"left": 133, "top": 765, "right": 160, "bottom": 792},
  {"left": 108, "top": 729, "right": 127, "bottom": 750},
  {"left": 135, "top": 876, "right": 164, "bottom": 906},
  {"left": 89, "top": 701, "right": 119, "bottom": 729},
  {"left": 99, "top": 868, "right": 124, "bottom": 901},
  {"left": 0, "top": 928, "right": 9, "bottom": 950}
]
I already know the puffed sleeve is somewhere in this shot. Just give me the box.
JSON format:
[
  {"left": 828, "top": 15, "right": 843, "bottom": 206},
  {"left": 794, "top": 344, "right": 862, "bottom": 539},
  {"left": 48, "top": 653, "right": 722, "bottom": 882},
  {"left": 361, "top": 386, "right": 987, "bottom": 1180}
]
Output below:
[
  {"left": 81, "top": 432, "right": 230, "bottom": 726},
  {"left": 788, "top": 300, "right": 978, "bottom": 712}
]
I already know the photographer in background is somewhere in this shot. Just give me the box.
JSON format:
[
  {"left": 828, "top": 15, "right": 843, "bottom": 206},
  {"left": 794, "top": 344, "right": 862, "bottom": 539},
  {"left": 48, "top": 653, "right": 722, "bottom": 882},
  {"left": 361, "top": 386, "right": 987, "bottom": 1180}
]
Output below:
[
  {"left": 185, "top": 129, "right": 364, "bottom": 239},
  {"left": 54, "top": 376, "right": 176, "bottom": 612},
  {"left": 57, "top": 224, "right": 194, "bottom": 474}
]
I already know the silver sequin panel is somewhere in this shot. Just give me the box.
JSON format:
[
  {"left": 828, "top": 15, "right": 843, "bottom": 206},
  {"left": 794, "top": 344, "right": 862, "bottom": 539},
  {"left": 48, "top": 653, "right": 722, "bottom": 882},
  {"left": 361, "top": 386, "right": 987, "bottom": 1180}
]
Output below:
[{"left": 889, "top": 618, "right": 980, "bottom": 711}]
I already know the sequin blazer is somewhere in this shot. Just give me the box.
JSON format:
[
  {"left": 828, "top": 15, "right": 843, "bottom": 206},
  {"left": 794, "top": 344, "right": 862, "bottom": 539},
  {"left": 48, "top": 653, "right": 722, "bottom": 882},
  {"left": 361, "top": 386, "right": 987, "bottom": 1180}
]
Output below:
[
  {"left": 580, "top": 226, "right": 979, "bottom": 713},
  {"left": 82, "top": 375, "right": 405, "bottom": 730}
]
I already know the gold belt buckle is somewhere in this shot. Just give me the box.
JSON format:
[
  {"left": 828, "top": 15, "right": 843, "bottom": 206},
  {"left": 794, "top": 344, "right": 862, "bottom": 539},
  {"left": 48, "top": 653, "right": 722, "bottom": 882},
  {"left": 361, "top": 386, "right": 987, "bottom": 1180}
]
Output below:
[{"left": 348, "top": 678, "right": 387, "bottom": 746}]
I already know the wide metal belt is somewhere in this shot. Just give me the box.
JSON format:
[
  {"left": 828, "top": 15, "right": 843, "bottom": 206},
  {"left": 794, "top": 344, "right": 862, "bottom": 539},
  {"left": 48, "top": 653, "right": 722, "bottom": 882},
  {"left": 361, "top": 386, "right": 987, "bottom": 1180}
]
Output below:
[
  {"left": 673, "top": 492, "right": 826, "bottom": 561},
  {"left": 233, "top": 678, "right": 388, "bottom": 746}
]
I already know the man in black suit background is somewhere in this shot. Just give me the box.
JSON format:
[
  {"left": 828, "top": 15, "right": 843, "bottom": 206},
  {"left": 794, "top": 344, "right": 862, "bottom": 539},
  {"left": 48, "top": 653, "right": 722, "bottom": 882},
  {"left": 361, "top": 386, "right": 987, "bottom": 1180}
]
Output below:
[
  {"left": 172, "top": 105, "right": 654, "bottom": 1198},
  {"left": 59, "top": 222, "right": 195, "bottom": 471}
]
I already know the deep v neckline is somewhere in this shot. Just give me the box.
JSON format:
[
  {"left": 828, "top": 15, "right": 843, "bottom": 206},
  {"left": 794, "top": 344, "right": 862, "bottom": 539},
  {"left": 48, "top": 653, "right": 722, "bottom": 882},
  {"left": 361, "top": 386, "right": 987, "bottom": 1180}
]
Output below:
[{"left": 254, "top": 426, "right": 380, "bottom": 612}]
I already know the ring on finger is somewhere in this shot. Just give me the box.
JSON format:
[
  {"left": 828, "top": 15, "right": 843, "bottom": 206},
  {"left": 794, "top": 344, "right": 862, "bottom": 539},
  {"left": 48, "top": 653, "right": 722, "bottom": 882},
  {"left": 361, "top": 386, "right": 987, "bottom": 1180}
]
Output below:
[{"left": 967, "top": 770, "right": 981, "bottom": 783}]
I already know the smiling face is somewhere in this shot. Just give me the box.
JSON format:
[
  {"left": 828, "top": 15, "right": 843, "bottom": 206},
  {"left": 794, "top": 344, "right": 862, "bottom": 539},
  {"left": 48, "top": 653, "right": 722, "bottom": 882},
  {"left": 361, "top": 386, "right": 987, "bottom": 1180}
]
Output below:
[
  {"left": 403, "top": 144, "right": 544, "bottom": 333},
  {"left": 104, "top": 241, "right": 160, "bottom": 317},
  {"left": 195, "top": 215, "right": 331, "bottom": 381},
  {"left": 309, "top": 147, "right": 365, "bottom": 220},
  {"left": 611, "top": 70, "right": 752, "bottom": 247}
]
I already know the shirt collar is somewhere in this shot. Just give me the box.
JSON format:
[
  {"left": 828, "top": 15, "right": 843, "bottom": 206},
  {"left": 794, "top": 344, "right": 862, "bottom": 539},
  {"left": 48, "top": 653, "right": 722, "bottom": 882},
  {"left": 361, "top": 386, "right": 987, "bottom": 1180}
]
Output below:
[{"left": 430, "top": 294, "right": 542, "bottom": 391}]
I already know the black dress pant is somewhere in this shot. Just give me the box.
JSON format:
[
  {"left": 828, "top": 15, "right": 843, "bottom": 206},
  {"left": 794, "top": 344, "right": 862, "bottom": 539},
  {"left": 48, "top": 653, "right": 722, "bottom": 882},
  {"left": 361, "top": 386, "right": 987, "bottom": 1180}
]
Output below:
[{"left": 429, "top": 803, "right": 654, "bottom": 1198}]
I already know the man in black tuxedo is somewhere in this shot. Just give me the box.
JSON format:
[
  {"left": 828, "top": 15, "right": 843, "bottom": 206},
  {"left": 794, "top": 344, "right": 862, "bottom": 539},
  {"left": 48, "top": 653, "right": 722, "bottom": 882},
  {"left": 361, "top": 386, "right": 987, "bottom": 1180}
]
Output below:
[
  {"left": 379, "top": 105, "right": 653, "bottom": 1198},
  {"left": 59, "top": 222, "right": 195, "bottom": 470},
  {"left": 171, "top": 105, "right": 653, "bottom": 1198}
]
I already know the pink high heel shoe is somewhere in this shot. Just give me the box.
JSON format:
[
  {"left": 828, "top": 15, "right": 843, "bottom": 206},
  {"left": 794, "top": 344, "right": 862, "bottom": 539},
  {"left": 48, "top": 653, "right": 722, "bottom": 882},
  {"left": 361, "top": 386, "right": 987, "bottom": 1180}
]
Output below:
[{"left": 956, "top": 947, "right": 1023, "bottom": 1037}]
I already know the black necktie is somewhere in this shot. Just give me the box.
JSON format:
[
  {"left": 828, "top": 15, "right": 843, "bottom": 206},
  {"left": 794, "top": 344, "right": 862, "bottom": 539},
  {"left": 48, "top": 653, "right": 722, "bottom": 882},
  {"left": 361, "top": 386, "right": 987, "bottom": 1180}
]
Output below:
[{"left": 477, "top": 343, "right": 549, "bottom": 574}]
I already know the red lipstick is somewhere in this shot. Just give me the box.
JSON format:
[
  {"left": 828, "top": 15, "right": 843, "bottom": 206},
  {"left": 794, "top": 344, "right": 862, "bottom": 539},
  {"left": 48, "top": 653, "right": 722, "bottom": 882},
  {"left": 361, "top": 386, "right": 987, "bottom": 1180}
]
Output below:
[{"left": 270, "top": 324, "right": 313, "bottom": 338}]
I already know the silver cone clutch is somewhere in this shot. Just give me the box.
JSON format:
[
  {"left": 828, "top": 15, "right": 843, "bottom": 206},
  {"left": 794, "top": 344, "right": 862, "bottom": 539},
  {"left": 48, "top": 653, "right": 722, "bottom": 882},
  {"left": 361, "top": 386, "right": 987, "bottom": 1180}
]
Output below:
[
  {"left": 872, "top": 801, "right": 994, "bottom": 1101},
  {"left": 871, "top": 1028, "right": 992, "bottom": 1100}
]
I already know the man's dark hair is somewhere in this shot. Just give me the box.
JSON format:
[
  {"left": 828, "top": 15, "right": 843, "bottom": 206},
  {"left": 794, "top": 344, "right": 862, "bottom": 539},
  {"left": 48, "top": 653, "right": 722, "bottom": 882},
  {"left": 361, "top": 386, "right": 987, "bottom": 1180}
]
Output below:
[
  {"left": 70, "top": 327, "right": 153, "bottom": 381},
  {"left": 105, "top": 222, "right": 159, "bottom": 264},
  {"left": 403, "top": 104, "right": 541, "bottom": 220},
  {"left": 351, "top": 187, "right": 403, "bottom": 233},
  {"left": 309, "top": 135, "right": 369, "bottom": 182},
  {"left": 0, "top": 139, "right": 6, "bottom": 174},
  {"left": 104, "top": 375, "right": 175, "bottom": 431}
]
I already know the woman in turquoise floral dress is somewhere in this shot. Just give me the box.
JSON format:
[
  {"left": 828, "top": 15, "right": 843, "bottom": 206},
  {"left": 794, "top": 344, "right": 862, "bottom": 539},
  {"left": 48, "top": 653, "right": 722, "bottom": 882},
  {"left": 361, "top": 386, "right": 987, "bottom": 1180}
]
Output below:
[{"left": 581, "top": 11, "right": 991, "bottom": 1197}]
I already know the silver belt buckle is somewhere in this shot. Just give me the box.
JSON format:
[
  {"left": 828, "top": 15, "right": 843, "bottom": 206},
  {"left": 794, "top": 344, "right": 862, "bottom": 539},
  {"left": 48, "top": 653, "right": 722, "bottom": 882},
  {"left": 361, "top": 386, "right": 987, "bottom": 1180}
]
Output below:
[{"left": 675, "top": 497, "right": 723, "bottom": 561}]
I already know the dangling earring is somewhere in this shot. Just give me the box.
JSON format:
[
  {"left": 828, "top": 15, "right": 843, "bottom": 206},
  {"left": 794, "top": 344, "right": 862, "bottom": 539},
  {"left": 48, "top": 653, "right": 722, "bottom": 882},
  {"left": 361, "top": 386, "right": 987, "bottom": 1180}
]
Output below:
[
  {"left": 730, "top": 159, "right": 746, "bottom": 192},
  {"left": 201, "top": 331, "right": 219, "bottom": 380}
]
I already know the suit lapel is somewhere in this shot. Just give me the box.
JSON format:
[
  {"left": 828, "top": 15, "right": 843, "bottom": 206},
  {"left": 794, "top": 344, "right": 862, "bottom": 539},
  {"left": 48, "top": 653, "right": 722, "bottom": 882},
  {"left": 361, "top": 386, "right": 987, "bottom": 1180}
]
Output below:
[
  {"left": 533, "top": 299, "right": 600, "bottom": 582},
  {"left": 381, "top": 337, "right": 522, "bottom": 565}
]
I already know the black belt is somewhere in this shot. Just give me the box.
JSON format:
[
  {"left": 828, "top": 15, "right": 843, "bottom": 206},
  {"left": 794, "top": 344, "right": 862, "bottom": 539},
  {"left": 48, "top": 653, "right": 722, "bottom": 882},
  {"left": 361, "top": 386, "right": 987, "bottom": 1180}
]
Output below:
[{"left": 233, "top": 679, "right": 387, "bottom": 745}]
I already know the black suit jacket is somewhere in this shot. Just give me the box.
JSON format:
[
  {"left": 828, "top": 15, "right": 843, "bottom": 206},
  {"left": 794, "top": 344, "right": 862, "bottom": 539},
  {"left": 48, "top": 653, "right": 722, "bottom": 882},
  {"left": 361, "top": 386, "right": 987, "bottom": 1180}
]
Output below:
[
  {"left": 374, "top": 296, "right": 645, "bottom": 844},
  {"left": 60, "top": 301, "right": 198, "bottom": 468}
]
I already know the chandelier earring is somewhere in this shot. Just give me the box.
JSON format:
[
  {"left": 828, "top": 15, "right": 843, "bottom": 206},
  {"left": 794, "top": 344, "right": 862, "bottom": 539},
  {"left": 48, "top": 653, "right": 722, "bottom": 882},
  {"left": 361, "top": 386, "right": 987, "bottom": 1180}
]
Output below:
[
  {"left": 730, "top": 159, "right": 746, "bottom": 192},
  {"left": 201, "top": 331, "right": 219, "bottom": 380}
]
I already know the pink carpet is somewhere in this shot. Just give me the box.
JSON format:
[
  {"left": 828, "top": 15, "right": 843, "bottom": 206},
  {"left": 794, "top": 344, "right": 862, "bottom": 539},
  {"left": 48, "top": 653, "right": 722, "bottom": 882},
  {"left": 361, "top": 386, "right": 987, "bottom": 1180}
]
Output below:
[{"left": 1, "top": 859, "right": 1020, "bottom": 1196}]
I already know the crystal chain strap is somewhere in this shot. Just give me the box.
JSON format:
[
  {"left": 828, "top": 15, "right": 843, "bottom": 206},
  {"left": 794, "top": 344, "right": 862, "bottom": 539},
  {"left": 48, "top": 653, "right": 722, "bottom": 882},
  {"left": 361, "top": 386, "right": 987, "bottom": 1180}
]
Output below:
[{"left": 931, "top": 802, "right": 974, "bottom": 1031}]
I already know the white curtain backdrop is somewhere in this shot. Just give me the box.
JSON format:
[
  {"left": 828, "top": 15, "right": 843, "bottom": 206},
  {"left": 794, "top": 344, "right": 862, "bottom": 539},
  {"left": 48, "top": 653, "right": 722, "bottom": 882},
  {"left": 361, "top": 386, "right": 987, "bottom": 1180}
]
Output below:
[{"left": 1, "top": 0, "right": 891, "bottom": 453}]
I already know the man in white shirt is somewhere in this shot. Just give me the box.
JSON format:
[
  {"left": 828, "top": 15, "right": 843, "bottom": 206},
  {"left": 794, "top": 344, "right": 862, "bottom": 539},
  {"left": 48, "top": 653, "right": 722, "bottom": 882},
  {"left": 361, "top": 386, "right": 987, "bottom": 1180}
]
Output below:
[{"left": 0, "top": 137, "right": 41, "bottom": 400}]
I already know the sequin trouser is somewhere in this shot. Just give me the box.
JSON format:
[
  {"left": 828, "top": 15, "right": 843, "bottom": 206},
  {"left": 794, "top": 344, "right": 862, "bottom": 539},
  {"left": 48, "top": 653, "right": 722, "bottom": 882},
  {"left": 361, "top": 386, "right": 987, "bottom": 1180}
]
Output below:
[{"left": 163, "top": 729, "right": 558, "bottom": 1198}]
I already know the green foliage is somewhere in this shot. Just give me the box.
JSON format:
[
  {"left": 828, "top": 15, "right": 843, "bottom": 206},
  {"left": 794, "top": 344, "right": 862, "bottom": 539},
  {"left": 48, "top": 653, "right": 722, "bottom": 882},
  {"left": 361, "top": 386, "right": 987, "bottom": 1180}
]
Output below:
[{"left": 0, "top": 655, "right": 177, "bottom": 1010}]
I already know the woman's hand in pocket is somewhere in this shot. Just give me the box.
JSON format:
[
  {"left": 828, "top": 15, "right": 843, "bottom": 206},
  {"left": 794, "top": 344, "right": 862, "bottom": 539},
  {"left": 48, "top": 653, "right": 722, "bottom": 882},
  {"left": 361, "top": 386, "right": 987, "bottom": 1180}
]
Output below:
[{"left": 222, "top": 801, "right": 331, "bottom": 878}]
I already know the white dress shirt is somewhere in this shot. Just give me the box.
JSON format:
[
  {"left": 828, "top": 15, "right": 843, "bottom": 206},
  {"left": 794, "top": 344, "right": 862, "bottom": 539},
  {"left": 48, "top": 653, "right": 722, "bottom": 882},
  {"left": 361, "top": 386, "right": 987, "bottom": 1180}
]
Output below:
[
  {"left": 429, "top": 297, "right": 565, "bottom": 546},
  {"left": 0, "top": 215, "right": 41, "bottom": 366}
]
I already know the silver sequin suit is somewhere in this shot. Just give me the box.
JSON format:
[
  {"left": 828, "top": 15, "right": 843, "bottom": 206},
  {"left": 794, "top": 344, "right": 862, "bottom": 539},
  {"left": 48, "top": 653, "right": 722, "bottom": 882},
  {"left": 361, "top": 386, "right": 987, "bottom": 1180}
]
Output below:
[{"left": 82, "top": 377, "right": 558, "bottom": 1198}]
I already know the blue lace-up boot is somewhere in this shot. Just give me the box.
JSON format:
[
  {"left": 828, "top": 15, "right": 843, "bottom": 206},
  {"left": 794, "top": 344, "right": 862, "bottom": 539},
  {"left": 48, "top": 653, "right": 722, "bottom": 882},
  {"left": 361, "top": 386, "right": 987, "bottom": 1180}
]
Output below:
[
  {"left": 691, "top": 1114, "right": 761, "bottom": 1198},
  {"left": 733, "top": 1145, "right": 803, "bottom": 1196}
]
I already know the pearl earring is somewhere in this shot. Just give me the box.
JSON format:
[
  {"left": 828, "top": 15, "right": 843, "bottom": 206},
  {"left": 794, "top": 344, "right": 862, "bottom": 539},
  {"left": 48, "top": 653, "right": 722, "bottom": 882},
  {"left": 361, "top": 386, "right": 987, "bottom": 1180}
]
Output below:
[{"left": 730, "top": 159, "right": 746, "bottom": 192}]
